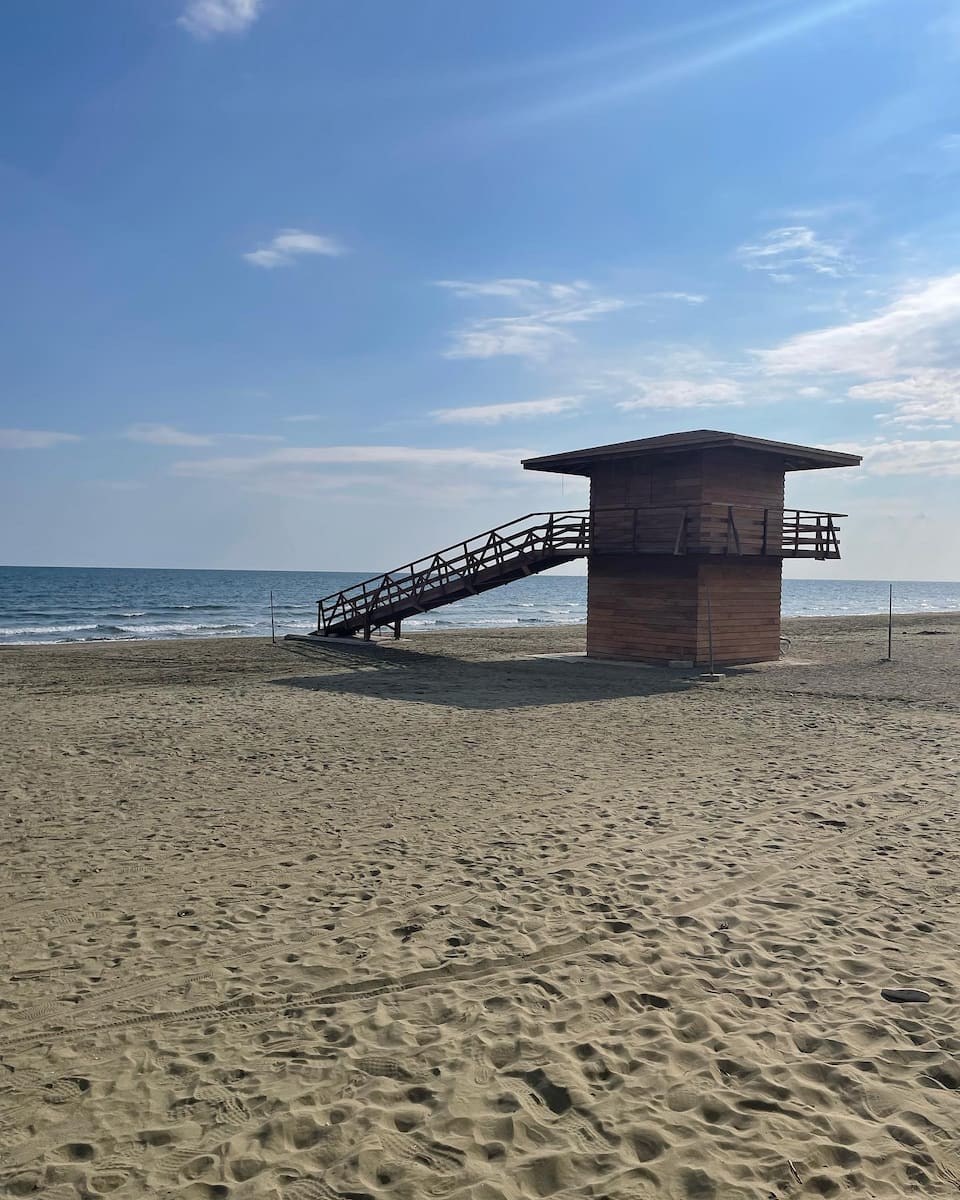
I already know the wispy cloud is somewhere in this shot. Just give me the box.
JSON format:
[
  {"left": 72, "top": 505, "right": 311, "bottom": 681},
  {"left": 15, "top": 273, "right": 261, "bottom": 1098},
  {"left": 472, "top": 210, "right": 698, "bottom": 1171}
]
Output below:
[
  {"left": 580, "top": 345, "right": 752, "bottom": 411},
  {"left": 124, "top": 424, "right": 214, "bottom": 447},
  {"left": 486, "top": 0, "right": 885, "bottom": 131},
  {"left": 243, "top": 229, "right": 347, "bottom": 270},
  {"left": 856, "top": 438, "right": 960, "bottom": 476},
  {"left": 178, "top": 0, "right": 263, "bottom": 39},
  {"left": 737, "top": 225, "right": 851, "bottom": 280},
  {"left": 171, "top": 444, "right": 546, "bottom": 503},
  {"left": 432, "top": 397, "right": 581, "bottom": 424},
  {"left": 425, "top": 1, "right": 804, "bottom": 93},
  {"left": 174, "top": 445, "right": 526, "bottom": 477},
  {"left": 649, "top": 291, "right": 707, "bottom": 305},
  {"left": 436, "top": 279, "right": 590, "bottom": 302},
  {"left": 616, "top": 378, "right": 744, "bottom": 410},
  {"left": 0, "top": 429, "right": 81, "bottom": 450},
  {"left": 444, "top": 319, "right": 576, "bottom": 361},
  {"left": 848, "top": 370, "right": 960, "bottom": 428},
  {"left": 123, "top": 424, "right": 283, "bottom": 446},
  {"left": 758, "top": 271, "right": 960, "bottom": 376},
  {"left": 438, "top": 278, "right": 624, "bottom": 360}
]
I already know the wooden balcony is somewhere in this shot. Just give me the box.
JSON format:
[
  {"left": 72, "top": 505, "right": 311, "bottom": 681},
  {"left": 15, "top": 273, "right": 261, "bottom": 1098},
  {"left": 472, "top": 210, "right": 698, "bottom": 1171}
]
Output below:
[{"left": 591, "top": 503, "right": 844, "bottom": 559}]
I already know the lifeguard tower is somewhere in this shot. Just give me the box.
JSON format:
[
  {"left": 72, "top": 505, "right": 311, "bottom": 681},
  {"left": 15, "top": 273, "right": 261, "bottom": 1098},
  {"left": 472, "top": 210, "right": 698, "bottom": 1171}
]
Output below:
[
  {"left": 307, "top": 430, "right": 860, "bottom": 667},
  {"left": 523, "top": 430, "right": 860, "bottom": 665}
]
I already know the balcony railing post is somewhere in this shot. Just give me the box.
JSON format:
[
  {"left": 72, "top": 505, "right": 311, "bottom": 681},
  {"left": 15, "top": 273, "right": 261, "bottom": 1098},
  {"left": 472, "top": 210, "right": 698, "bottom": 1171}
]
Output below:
[
  {"left": 673, "top": 508, "right": 687, "bottom": 556},
  {"left": 726, "top": 505, "right": 741, "bottom": 555}
]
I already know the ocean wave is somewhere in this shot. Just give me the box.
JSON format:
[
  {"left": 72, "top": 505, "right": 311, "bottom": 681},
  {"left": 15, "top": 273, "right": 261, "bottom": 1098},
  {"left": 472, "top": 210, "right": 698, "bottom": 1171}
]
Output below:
[
  {"left": 0, "top": 622, "right": 126, "bottom": 637},
  {"left": 3, "top": 571, "right": 959, "bottom": 648},
  {"left": 0, "top": 620, "right": 263, "bottom": 645},
  {"left": 114, "top": 621, "right": 249, "bottom": 635},
  {"left": 2, "top": 610, "right": 74, "bottom": 620},
  {"left": 169, "top": 603, "right": 233, "bottom": 611}
]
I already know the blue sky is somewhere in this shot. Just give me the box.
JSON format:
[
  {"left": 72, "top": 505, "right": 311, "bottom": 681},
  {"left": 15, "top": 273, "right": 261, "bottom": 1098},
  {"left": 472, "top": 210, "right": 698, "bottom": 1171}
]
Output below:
[{"left": 3, "top": 0, "right": 960, "bottom": 578}]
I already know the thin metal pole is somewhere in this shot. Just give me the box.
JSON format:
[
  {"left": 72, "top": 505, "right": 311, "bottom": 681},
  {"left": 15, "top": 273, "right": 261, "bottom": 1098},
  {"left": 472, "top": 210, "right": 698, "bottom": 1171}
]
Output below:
[
  {"left": 887, "top": 583, "right": 893, "bottom": 660},
  {"left": 705, "top": 578, "right": 715, "bottom": 675},
  {"left": 270, "top": 590, "right": 276, "bottom": 644}
]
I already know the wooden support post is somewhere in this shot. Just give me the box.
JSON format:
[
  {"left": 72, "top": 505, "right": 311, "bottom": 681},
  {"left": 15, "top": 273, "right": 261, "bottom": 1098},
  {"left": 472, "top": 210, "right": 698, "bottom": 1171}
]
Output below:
[
  {"left": 673, "top": 510, "right": 687, "bottom": 556},
  {"left": 886, "top": 584, "right": 893, "bottom": 661},
  {"left": 363, "top": 623, "right": 371, "bottom": 642},
  {"left": 761, "top": 508, "right": 769, "bottom": 555},
  {"left": 393, "top": 619, "right": 401, "bottom": 640},
  {"left": 729, "top": 508, "right": 744, "bottom": 559}
]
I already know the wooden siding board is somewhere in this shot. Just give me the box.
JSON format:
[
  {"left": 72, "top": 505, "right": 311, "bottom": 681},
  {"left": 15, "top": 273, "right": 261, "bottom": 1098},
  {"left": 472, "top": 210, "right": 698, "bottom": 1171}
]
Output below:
[{"left": 586, "top": 553, "right": 782, "bottom": 665}]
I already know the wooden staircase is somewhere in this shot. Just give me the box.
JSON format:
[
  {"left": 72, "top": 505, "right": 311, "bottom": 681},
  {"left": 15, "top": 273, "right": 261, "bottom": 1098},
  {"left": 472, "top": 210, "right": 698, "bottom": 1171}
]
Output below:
[
  {"left": 312, "top": 510, "right": 590, "bottom": 639},
  {"left": 305, "top": 502, "right": 846, "bottom": 640}
]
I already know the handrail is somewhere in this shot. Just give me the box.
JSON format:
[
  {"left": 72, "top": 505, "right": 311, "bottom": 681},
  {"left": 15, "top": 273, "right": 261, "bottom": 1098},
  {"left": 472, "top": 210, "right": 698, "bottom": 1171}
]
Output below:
[
  {"left": 326, "top": 508, "right": 588, "bottom": 601},
  {"left": 314, "top": 503, "right": 848, "bottom": 635},
  {"left": 319, "top": 502, "right": 848, "bottom": 606},
  {"left": 317, "top": 509, "right": 591, "bottom": 634}
]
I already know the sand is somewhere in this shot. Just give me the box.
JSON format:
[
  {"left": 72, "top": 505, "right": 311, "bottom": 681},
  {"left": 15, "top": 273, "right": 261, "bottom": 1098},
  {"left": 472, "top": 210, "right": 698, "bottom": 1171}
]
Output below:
[{"left": 1, "top": 614, "right": 959, "bottom": 1199}]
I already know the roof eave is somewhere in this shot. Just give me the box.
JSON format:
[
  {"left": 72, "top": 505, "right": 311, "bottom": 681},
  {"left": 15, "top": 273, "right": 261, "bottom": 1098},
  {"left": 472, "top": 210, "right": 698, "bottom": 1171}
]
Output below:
[{"left": 522, "top": 438, "right": 862, "bottom": 475}]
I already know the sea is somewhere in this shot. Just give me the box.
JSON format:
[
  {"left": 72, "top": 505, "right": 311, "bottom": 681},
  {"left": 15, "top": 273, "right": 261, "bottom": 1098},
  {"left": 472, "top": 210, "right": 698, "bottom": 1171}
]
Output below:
[{"left": 1, "top": 565, "right": 959, "bottom": 647}]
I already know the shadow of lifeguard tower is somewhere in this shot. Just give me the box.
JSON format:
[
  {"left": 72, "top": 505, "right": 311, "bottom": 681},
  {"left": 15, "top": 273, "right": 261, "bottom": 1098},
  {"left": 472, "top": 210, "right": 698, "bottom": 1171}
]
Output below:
[{"left": 300, "top": 430, "right": 860, "bottom": 667}]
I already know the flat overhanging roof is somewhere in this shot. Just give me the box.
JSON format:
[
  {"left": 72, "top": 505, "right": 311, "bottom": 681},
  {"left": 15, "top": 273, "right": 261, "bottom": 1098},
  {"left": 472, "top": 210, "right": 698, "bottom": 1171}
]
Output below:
[{"left": 522, "top": 429, "right": 862, "bottom": 475}]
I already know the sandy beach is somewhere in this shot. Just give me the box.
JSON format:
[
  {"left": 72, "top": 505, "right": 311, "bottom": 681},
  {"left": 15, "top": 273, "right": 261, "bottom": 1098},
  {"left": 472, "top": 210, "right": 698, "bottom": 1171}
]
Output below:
[{"left": 1, "top": 614, "right": 959, "bottom": 1199}]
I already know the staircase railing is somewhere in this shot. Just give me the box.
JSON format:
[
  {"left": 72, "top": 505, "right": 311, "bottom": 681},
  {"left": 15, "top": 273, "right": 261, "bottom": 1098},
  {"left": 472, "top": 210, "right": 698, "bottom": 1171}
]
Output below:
[
  {"left": 314, "top": 503, "right": 846, "bottom": 636},
  {"left": 317, "top": 509, "right": 589, "bottom": 635}
]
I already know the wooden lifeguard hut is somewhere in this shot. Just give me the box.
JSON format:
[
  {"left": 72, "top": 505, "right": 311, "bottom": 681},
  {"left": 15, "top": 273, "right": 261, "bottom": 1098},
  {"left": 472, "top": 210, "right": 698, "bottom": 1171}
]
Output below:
[
  {"left": 307, "top": 429, "right": 860, "bottom": 668},
  {"left": 522, "top": 430, "right": 861, "bottom": 665}
]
